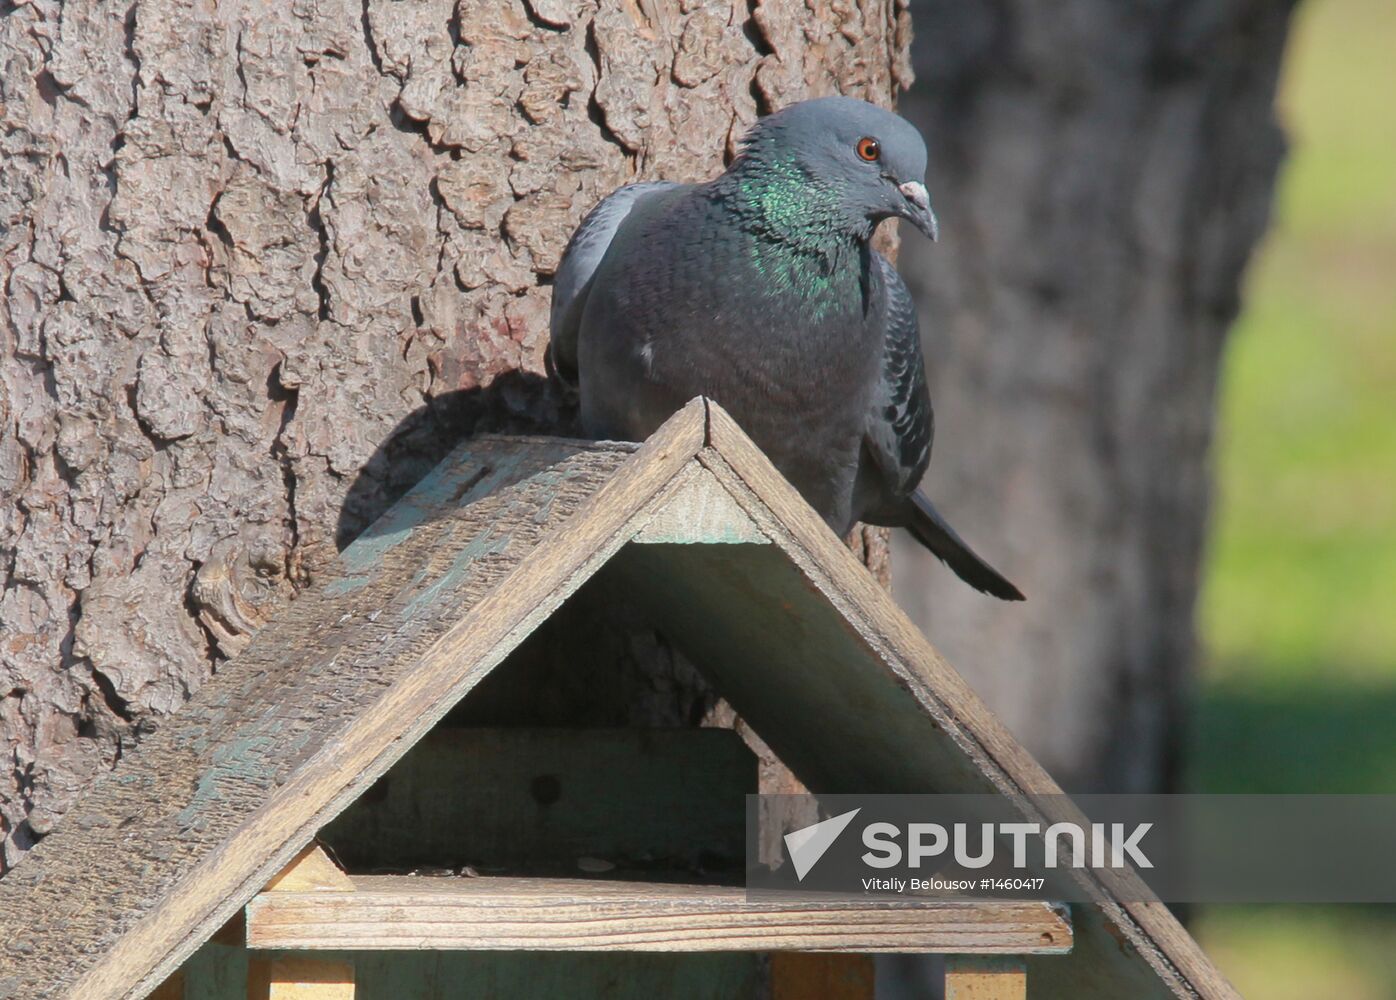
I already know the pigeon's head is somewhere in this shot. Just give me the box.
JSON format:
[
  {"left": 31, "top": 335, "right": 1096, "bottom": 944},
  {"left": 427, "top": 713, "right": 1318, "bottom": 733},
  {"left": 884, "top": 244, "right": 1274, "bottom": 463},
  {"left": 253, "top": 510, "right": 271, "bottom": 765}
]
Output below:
[{"left": 738, "top": 96, "right": 939, "bottom": 242}]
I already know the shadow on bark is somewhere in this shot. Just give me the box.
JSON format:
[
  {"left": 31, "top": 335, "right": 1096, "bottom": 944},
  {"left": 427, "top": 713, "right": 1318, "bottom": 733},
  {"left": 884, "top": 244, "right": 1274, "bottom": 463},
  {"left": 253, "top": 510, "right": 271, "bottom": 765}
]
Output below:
[
  {"left": 335, "top": 371, "right": 576, "bottom": 553},
  {"left": 334, "top": 372, "right": 716, "bottom": 729}
]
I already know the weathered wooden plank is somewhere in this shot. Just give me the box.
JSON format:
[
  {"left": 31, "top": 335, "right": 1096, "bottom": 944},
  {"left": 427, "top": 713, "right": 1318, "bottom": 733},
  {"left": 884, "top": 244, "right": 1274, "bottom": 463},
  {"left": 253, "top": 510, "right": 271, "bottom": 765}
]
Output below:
[
  {"left": 243, "top": 876, "right": 1073, "bottom": 954},
  {"left": 245, "top": 957, "right": 354, "bottom": 1000},
  {"left": 0, "top": 403, "right": 707, "bottom": 1000},
  {"left": 630, "top": 464, "right": 768, "bottom": 545},
  {"left": 320, "top": 728, "right": 755, "bottom": 873},
  {"left": 614, "top": 542, "right": 994, "bottom": 796},
  {"left": 770, "top": 954, "right": 874, "bottom": 1000},
  {"left": 944, "top": 956, "right": 1026, "bottom": 1000}
]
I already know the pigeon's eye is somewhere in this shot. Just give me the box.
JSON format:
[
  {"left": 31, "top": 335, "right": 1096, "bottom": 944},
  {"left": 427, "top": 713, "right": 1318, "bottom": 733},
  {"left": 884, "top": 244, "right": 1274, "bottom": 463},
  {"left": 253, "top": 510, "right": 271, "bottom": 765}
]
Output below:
[{"left": 856, "top": 137, "right": 881, "bottom": 162}]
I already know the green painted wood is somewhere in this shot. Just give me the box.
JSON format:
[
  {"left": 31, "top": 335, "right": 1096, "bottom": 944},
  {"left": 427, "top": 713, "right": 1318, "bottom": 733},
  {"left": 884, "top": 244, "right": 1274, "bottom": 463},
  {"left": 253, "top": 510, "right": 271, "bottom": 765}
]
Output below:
[
  {"left": 609, "top": 543, "right": 1177, "bottom": 998},
  {"left": 611, "top": 542, "right": 995, "bottom": 796},
  {"left": 320, "top": 727, "right": 755, "bottom": 874},
  {"left": 179, "top": 941, "right": 761, "bottom": 1000},
  {"left": 180, "top": 940, "right": 248, "bottom": 1000}
]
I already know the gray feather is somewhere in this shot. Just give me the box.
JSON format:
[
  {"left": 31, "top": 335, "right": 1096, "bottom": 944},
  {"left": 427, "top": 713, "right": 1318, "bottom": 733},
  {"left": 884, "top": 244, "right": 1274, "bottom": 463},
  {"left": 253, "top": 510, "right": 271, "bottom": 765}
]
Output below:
[
  {"left": 547, "top": 182, "right": 681, "bottom": 386},
  {"left": 855, "top": 257, "right": 1023, "bottom": 600},
  {"left": 857, "top": 252, "right": 932, "bottom": 518}
]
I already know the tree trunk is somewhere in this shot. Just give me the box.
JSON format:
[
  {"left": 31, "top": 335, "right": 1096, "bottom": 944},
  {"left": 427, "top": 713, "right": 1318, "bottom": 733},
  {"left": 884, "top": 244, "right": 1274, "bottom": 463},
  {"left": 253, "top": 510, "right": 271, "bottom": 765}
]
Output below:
[
  {"left": 0, "top": 0, "right": 908, "bottom": 871},
  {"left": 890, "top": 0, "right": 1294, "bottom": 793}
]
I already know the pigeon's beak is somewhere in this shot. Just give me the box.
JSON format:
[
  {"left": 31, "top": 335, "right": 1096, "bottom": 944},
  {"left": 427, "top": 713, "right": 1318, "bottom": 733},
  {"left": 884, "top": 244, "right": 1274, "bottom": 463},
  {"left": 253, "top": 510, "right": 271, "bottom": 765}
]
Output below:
[{"left": 897, "top": 181, "right": 939, "bottom": 242}]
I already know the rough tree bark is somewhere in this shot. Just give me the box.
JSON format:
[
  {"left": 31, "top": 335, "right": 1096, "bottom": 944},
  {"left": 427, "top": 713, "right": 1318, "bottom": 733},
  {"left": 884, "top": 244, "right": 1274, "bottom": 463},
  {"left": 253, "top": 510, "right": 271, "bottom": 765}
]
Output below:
[
  {"left": 891, "top": 0, "right": 1294, "bottom": 793},
  {"left": 0, "top": 0, "right": 910, "bottom": 870}
]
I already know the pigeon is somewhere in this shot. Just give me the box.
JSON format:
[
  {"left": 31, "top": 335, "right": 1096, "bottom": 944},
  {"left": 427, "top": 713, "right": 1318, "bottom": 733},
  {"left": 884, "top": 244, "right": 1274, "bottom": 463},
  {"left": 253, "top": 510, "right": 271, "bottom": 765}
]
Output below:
[{"left": 548, "top": 96, "right": 1023, "bottom": 600}]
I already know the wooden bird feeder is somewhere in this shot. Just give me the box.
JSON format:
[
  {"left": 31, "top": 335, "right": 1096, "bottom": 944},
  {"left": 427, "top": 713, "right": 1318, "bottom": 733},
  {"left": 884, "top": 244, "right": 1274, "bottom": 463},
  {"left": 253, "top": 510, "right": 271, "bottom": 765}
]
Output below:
[{"left": 0, "top": 399, "right": 1237, "bottom": 1000}]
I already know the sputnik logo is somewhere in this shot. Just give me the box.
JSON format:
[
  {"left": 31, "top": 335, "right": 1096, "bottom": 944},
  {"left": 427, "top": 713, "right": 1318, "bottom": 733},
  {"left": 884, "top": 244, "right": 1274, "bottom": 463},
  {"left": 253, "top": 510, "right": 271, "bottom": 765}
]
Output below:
[{"left": 783, "top": 808, "right": 861, "bottom": 881}]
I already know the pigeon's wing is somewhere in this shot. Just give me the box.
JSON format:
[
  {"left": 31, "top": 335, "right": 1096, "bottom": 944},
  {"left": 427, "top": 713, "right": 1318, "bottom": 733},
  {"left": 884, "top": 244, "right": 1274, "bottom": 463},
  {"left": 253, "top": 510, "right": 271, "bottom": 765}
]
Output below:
[
  {"left": 547, "top": 182, "right": 682, "bottom": 387},
  {"left": 861, "top": 255, "right": 1024, "bottom": 601},
  {"left": 858, "top": 251, "right": 933, "bottom": 517}
]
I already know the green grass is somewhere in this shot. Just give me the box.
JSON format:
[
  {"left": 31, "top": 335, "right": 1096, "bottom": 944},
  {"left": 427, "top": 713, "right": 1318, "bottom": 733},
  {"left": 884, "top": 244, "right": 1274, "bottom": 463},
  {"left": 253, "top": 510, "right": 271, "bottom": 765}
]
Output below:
[
  {"left": 1191, "top": 674, "right": 1396, "bottom": 794},
  {"left": 1195, "top": 907, "right": 1396, "bottom": 1000},
  {"left": 1201, "top": 0, "right": 1396, "bottom": 684},
  {"left": 1193, "top": 0, "right": 1396, "bottom": 994}
]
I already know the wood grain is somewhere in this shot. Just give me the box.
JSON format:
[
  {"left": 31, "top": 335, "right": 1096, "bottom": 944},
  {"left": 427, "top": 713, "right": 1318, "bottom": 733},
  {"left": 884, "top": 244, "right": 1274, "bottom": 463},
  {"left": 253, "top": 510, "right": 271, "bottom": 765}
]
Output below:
[
  {"left": 630, "top": 464, "right": 769, "bottom": 545},
  {"left": 944, "top": 956, "right": 1026, "bottom": 1000},
  {"left": 244, "top": 877, "right": 1073, "bottom": 954},
  {"left": 263, "top": 846, "right": 353, "bottom": 894},
  {"left": 184, "top": 943, "right": 763, "bottom": 1000},
  {"left": 246, "top": 957, "right": 355, "bottom": 1000}
]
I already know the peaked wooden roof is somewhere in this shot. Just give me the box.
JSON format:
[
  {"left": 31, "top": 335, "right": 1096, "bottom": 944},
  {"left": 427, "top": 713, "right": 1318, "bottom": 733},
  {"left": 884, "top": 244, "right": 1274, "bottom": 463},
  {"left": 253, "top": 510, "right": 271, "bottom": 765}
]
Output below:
[{"left": 0, "top": 399, "right": 1235, "bottom": 1000}]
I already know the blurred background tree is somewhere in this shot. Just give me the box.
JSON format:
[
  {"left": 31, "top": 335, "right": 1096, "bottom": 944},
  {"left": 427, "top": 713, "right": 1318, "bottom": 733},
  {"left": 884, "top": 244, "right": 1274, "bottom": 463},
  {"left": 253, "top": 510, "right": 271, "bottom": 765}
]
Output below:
[
  {"left": 891, "top": 0, "right": 1293, "bottom": 795},
  {"left": 893, "top": 0, "right": 1395, "bottom": 995},
  {"left": 1191, "top": 0, "right": 1396, "bottom": 995}
]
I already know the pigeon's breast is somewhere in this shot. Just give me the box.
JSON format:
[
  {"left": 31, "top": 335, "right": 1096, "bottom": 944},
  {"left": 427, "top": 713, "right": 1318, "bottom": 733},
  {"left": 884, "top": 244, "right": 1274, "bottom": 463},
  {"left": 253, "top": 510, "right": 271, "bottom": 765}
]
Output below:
[{"left": 578, "top": 196, "right": 884, "bottom": 528}]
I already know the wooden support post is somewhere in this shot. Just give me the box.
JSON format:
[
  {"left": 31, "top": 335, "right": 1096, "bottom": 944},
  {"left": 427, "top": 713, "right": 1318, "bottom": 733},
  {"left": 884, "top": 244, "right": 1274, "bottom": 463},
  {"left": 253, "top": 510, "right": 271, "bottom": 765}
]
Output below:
[
  {"left": 770, "top": 954, "right": 874, "bottom": 1000},
  {"left": 246, "top": 957, "right": 355, "bottom": 1000},
  {"left": 244, "top": 844, "right": 357, "bottom": 998},
  {"left": 944, "top": 956, "right": 1027, "bottom": 999}
]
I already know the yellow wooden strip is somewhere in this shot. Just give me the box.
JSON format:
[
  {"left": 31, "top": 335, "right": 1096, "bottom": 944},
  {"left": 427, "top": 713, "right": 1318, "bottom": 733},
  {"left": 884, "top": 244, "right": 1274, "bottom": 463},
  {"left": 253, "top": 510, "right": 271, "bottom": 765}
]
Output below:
[
  {"left": 944, "top": 956, "right": 1026, "bottom": 1000},
  {"left": 262, "top": 844, "right": 353, "bottom": 893},
  {"left": 244, "top": 876, "right": 1073, "bottom": 954},
  {"left": 247, "top": 957, "right": 354, "bottom": 1000}
]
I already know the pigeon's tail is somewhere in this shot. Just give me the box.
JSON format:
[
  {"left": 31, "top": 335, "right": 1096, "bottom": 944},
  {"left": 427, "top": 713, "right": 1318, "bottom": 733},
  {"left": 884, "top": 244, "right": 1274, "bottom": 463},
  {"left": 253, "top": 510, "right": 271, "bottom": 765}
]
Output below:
[{"left": 906, "top": 492, "right": 1025, "bottom": 601}]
